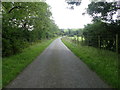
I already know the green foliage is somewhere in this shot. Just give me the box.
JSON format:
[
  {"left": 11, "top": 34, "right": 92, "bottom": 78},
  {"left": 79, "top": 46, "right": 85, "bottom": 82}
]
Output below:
[
  {"left": 2, "top": 2, "right": 60, "bottom": 57},
  {"left": 82, "top": 21, "right": 120, "bottom": 52},
  {"left": 62, "top": 29, "right": 83, "bottom": 37},
  {"left": 87, "top": 2, "right": 118, "bottom": 22},
  {"left": 82, "top": 1, "right": 120, "bottom": 52}
]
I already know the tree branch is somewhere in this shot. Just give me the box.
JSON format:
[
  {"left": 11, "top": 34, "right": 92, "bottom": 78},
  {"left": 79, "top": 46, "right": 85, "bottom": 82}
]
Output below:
[{"left": 8, "top": 6, "right": 23, "bottom": 13}]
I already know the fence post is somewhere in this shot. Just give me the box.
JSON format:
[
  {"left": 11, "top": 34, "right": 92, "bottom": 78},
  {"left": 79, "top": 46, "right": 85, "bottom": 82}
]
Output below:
[
  {"left": 77, "top": 36, "right": 78, "bottom": 44},
  {"left": 86, "top": 35, "right": 89, "bottom": 46},
  {"left": 81, "top": 35, "right": 83, "bottom": 42},
  {"left": 74, "top": 36, "right": 75, "bottom": 43},
  {"left": 116, "top": 34, "right": 118, "bottom": 54},
  {"left": 98, "top": 35, "right": 100, "bottom": 48},
  {"left": 78, "top": 36, "right": 79, "bottom": 43},
  {"left": 116, "top": 34, "right": 119, "bottom": 88}
]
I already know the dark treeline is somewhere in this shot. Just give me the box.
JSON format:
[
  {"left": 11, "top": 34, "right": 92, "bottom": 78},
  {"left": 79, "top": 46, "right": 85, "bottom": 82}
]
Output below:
[
  {"left": 60, "top": 29, "right": 83, "bottom": 37},
  {"left": 83, "top": 1, "right": 120, "bottom": 52},
  {"left": 2, "top": 2, "right": 60, "bottom": 57},
  {"left": 64, "top": 1, "right": 120, "bottom": 52}
]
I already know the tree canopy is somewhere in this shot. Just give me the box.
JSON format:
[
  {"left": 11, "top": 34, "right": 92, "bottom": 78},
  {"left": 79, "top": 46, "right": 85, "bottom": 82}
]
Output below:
[
  {"left": 87, "top": 1, "right": 119, "bottom": 22},
  {"left": 83, "top": 1, "right": 120, "bottom": 52},
  {"left": 2, "top": 2, "right": 60, "bottom": 57}
]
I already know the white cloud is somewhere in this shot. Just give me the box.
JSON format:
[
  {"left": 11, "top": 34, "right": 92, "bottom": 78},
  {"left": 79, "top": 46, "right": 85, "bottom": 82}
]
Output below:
[{"left": 46, "top": 0, "right": 92, "bottom": 29}]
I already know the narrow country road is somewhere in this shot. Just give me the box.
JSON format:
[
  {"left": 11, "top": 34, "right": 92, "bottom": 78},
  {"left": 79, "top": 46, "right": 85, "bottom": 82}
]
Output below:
[{"left": 6, "top": 38, "right": 108, "bottom": 88}]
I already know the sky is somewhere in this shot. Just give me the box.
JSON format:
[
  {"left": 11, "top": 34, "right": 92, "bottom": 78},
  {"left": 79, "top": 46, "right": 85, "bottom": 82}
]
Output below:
[{"left": 46, "top": 0, "right": 93, "bottom": 29}]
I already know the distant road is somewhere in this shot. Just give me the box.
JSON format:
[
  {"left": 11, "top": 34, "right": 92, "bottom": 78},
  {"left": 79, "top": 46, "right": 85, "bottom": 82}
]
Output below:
[{"left": 6, "top": 38, "right": 108, "bottom": 88}]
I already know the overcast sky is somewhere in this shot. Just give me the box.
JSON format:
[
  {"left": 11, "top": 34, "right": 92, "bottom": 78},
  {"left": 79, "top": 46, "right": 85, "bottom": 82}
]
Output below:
[{"left": 46, "top": 0, "right": 93, "bottom": 29}]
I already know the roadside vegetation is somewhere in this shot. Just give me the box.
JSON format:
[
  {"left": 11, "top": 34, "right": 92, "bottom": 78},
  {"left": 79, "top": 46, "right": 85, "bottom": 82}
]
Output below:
[
  {"left": 61, "top": 2, "right": 119, "bottom": 88},
  {"left": 2, "top": 1, "right": 120, "bottom": 89},
  {"left": 2, "top": 2, "right": 60, "bottom": 88},
  {"left": 2, "top": 2, "right": 60, "bottom": 57},
  {"left": 61, "top": 2, "right": 120, "bottom": 53},
  {"left": 2, "top": 38, "right": 55, "bottom": 88},
  {"left": 62, "top": 37, "right": 119, "bottom": 88}
]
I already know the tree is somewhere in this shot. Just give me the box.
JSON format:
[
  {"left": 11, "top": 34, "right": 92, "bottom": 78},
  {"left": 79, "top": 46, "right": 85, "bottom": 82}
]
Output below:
[
  {"left": 2, "top": 2, "right": 60, "bottom": 57},
  {"left": 82, "top": 1, "right": 120, "bottom": 52},
  {"left": 87, "top": 1, "right": 118, "bottom": 22}
]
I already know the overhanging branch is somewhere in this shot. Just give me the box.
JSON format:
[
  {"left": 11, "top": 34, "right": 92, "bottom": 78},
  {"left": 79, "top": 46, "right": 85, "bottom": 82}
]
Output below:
[{"left": 8, "top": 6, "right": 24, "bottom": 13}]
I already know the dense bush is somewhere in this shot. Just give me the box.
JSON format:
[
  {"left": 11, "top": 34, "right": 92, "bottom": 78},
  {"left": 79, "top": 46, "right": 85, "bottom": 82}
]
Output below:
[
  {"left": 2, "top": 2, "right": 60, "bottom": 57},
  {"left": 83, "top": 21, "right": 120, "bottom": 52}
]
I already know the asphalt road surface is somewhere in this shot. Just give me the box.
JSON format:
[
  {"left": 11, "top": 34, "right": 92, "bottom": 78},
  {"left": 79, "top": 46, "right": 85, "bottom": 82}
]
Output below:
[{"left": 6, "top": 38, "right": 108, "bottom": 88}]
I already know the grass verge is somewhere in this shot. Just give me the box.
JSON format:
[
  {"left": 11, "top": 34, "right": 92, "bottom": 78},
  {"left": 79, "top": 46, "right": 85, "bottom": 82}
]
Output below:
[
  {"left": 62, "top": 37, "right": 119, "bottom": 88},
  {"left": 2, "top": 38, "right": 55, "bottom": 88}
]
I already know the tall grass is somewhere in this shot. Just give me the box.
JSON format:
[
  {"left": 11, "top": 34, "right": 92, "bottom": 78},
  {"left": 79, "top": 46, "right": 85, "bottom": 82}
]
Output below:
[
  {"left": 2, "top": 38, "right": 55, "bottom": 88},
  {"left": 62, "top": 37, "right": 119, "bottom": 88}
]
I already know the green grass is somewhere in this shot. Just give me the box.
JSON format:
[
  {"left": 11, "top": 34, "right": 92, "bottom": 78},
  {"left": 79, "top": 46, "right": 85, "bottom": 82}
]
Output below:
[
  {"left": 2, "top": 38, "right": 55, "bottom": 88},
  {"left": 62, "top": 37, "right": 119, "bottom": 88}
]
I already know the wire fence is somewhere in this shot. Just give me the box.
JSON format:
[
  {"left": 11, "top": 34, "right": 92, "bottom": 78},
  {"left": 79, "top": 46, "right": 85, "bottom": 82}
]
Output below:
[{"left": 68, "top": 34, "right": 119, "bottom": 54}]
